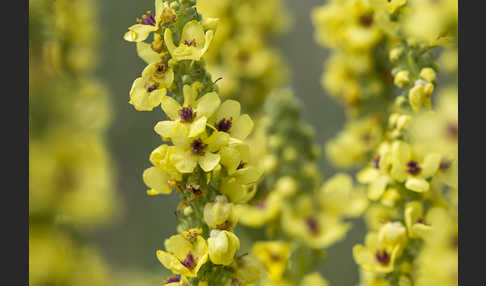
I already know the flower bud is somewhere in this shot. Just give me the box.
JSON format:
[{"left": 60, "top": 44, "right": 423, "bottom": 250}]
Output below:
[
  {"left": 207, "top": 230, "right": 240, "bottom": 265},
  {"left": 419, "top": 67, "right": 436, "bottom": 83},
  {"left": 409, "top": 80, "right": 434, "bottom": 111},
  {"left": 204, "top": 196, "right": 237, "bottom": 230},
  {"left": 394, "top": 70, "right": 410, "bottom": 88}
]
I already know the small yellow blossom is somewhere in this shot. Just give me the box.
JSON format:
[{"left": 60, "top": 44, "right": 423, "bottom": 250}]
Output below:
[
  {"left": 203, "top": 195, "right": 238, "bottom": 230},
  {"left": 210, "top": 99, "right": 254, "bottom": 140},
  {"left": 164, "top": 20, "right": 215, "bottom": 61},
  {"left": 353, "top": 232, "right": 400, "bottom": 274},
  {"left": 394, "top": 70, "right": 410, "bottom": 88},
  {"left": 419, "top": 67, "right": 436, "bottom": 83},
  {"left": 124, "top": 0, "right": 166, "bottom": 42},
  {"left": 404, "top": 201, "right": 431, "bottom": 238},
  {"left": 408, "top": 80, "right": 434, "bottom": 111},
  {"left": 377, "top": 222, "right": 408, "bottom": 255},
  {"left": 234, "top": 191, "right": 284, "bottom": 226},
  {"left": 156, "top": 233, "right": 209, "bottom": 277},
  {"left": 252, "top": 241, "right": 291, "bottom": 282}
]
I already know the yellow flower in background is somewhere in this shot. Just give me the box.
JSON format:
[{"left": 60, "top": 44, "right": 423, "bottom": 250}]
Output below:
[
  {"left": 300, "top": 272, "right": 329, "bottom": 286},
  {"left": 404, "top": 201, "right": 431, "bottom": 238},
  {"left": 353, "top": 232, "right": 400, "bottom": 274},
  {"left": 124, "top": 0, "right": 166, "bottom": 42},
  {"left": 210, "top": 99, "right": 254, "bottom": 140},
  {"left": 207, "top": 229, "right": 240, "bottom": 265},
  {"left": 164, "top": 20, "right": 215, "bottom": 62},
  {"left": 282, "top": 195, "right": 350, "bottom": 249},
  {"left": 156, "top": 233, "right": 209, "bottom": 277},
  {"left": 389, "top": 140, "right": 441, "bottom": 192},
  {"left": 234, "top": 191, "right": 283, "bottom": 226},
  {"left": 155, "top": 84, "right": 220, "bottom": 139},
  {"left": 377, "top": 222, "right": 407, "bottom": 255},
  {"left": 364, "top": 204, "right": 399, "bottom": 231},
  {"left": 318, "top": 173, "right": 368, "bottom": 217},
  {"left": 233, "top": 255, "right": 263, "bottom": 284},
  {"left": 252, "top": 241, "right": 292, "bottom": 282}
]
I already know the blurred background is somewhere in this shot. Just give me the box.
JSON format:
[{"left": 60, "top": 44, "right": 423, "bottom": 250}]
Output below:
[{"left": 90, "top": 0, "right": 366, "bottom": 284}]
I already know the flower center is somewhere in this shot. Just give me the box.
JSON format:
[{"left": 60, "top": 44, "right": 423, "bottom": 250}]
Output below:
[
  {"left": 439, "top": 159, "right": 452, "bottom": 171},
  {"left": 237, "top": 161, "right": 246, "bottom": 170},
  {"left": 181, "top": 253, "right": 196, "bottom": 269},
  {"left": 416, "top": 218, "right": 429, "bottom": 225},
  {"left": 165, "top": 275, "right": 181, "bottom": 284},
  {"left": 155, "top": 62, "right": 168, "bottom": 75},
  {"left": 179, "top": 106, "right": 196, "bottom": 122},
  {"left": 191, "top": 139, "right": 207, "bottom": 155},
  {"left": 359, "top": 13, "right": 374, "bottom": 27},
  {"left": 217, "top": 118, "right": 233, "bottom": 132},
  {"left": 373, "top": 156, "right": 381, "bottom": 169},
  {"left": 375, "top": 250, "right": 390, "bottom": 265},
  {"left": 446, "top": 122, "right": 458, "bottom": 139},
  {"left": 407, "top": 160, "right": 421, "bottom": 175},
  {"left": 136, "top": 10, "right": 156, "bottom": 26},
  {"left": 306, "top": 217, "right": 319, "bottom": 235},
  {"left": 147, "top": 83, "right": 159, "bottom": 92},
  {"left": 184, "top": 39, "right": 197, "bottom": 47}
]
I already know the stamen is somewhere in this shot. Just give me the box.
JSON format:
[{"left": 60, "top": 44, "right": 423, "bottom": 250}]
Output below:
[
  {"left": 184, "top": 39, "right": 197, "bottom": 47},
  {"left": 217, "top": 118, "right": 232, "bottom": 132},
  {"left": 373, "top": 156, "right": 381, "bottom": 169},
  {"left": 375, "top": 250, "right": 390, "bottom": 265},
  {"left": 140, "top": 11, "right": 156, "bottom": 26},
  {"left": 178, "top": 106, "right": 196, "bottom": 122},
  {"left": 165, "top": 275, "right": 181, "bottom": 284},
  {"left": 407, "top": 160, "right": 421, "bottom": 175},
  {"left": 439, "top": 159, "right": 452, "bottom": 171},
  {"left": 306, "top": 217, "right": 319, "bottom": 235},
  {"left": 147, "top": 83, "right": 159, "bottom": 92},
  {"left": 237, "top": 161, "right": 246, "bottom": 170},
  {"left": 180, "top": 253, "right": 196, "bottom": 269},
  {"left": 191, "top": 139, "right": 207, "bottom": 155}
]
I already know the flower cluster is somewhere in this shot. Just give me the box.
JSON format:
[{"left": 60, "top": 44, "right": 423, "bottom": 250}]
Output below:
[
  {"left": 312, "top": 0, "right": 458, "bottom": 285},
  {"left": 235, "top": 90, "right": 368, "bottom": 285},
  {"left": 29, "top": 0, "right": 118, "bottom": 285},
  {"left": 124, "top": 0, "right": 265, "bottom": 284},
  {"left": 195, "top": 0, "right": 290, "bottom": 111}
]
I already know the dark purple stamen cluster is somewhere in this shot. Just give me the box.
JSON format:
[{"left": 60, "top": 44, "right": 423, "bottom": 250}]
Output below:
[
  {"left": 147, "top": 83, "right": 159, "bottom": 92},
  {"left": 256, "top": 199, "right": 266, "bottom": 209},
  {"left": 416, "top": 218, "right": 429, "bottom": 225},
  {"left": 439, "top": 159, "right": 452, "bottom": 171},
  {"left": 306, "top": 217, "right": 319, "bottom": 235},
  {"left": 184, "top": 39, "right": 197, "bottom": 47},
  {"left": 165, "top": 275, "right": 181, "bottom": 284},
  {"left": 407, "top": 160, "right": 421, "bottom": 175},
  {"left": 375, "top": 250, "right": 390, "bottom": 265},
  {"left": 237, "top": 161, "right": 246, "bottom": 170},
  {"left": 373, "top": 156, "right": 381, "bottom": 169},
  {"left": 446, "top": 123, "right": 458, "bottom": 139},
  {"left": 179, "top": 106, "right": 196, "bottom": 122},
  {"left": 191, "top": 139, "right": 207, "bottom": 155},
  {"left": 359, "top": 13, "right": 374, "bottom": 27},
  {"left": 142, "top": 14, "right": 156, "bottom": 26},
  {"left": 181, "top": 253, "right": 196, "bottom": 269},
  {"left": 217, "top": 118, "right": 232, "bottom": 132}
]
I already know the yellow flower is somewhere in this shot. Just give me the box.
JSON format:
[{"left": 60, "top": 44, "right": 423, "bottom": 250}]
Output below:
[
  {"left": 364, "top": 204, "right": 399, "bottom": 231},
  {"left": 408, "top": 80, "right": 434, "bottom": 112},
  {"left": 282, "top": 195, "right": 350, "bottom": 249},
  {"left": 156, "top": 233, "right": 209, "bottom": 277},
  {"left": 252, "top": 241, "right": 291, "bottom": 282},
  {"left": 207, "top": 229, "right": 240, "bottom": 265},
  {"left": 233, "top": 255, "right": 263, "bottom": 284},
  {"left": 300, "top": 272, "right": 329, "bottom": 286},
  {"left": 353, "top": 232, "right": 400, "bottom": 274},
  {"left": 143, "top": 166, "right": 173, "bottom": 196},
  {"left": 210, "top": 99, "right": 254, "bottom": 140},
  {"left": 419, "top": 67, "right": 436, "bottom": 83},
  {"left": 234, "top": 191, "right": 283, "bottom": 227},
  {"left": 377, "top": 222, "right": 408, "bottom": 255},
  {"left": 203, "top": 195, "right": 238, "bottom": 230},
  {"left": 149, "top": 144, "right": 182, "bottom": 181},
  {"left": 169, "top": 127, "right": 229, "bottom": 173},
  {"left": 155, "top": 84, "right": 220, "bottom": 140},
  {"left": 123, "top": 0, "right": 166, "bottom": 42},
  {"left": 129, "top": 77, "right": 166, "bottom": 111},
  {"left": 318, "top": 173, "right": 368, "bottom": 217},
  {"left": 404, "top": 201, "right": 431, "bottom": 238},
  {"left": 389, "top": 141, "right": 442, "bottom": 192},
  {"left": 164, "top": 20, "right": 215, "bottom": 61}
]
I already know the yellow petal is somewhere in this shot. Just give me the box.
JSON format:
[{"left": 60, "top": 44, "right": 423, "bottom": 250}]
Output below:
[
  {"left": 199, "top": 152, "right": 220, "bottom": 172},
  {"left": 405, "top": 178, "right": 429, "bottom": 192},
  {"left": 196, "top": 92, "right": 221, "bottom": 119},
  {"left": 181, "top": 20, "right": 205, "bottom": 48},
  {"left": 421, "top": 153, "right": 441, "bottom": 178},
  {"left": 230, "top": 114, "right": 253, "bottom": 140},
  {"left": 154, "top": 120, "right": 177, "bottom": 138},
  {"left": 189, "top": 117, "right": 207, "bottom": 138},
  {"left": 160, "top": 95, "right": 182, "bottom": 120},
  {"left": 136, "top": 42, "right": 161, "bottom": 64},
  {"left": 216, "top": 100, "right": 241, "bottom": 122},
  {"left": 143, "top": 167, "right": 171, "bottom": 195}
]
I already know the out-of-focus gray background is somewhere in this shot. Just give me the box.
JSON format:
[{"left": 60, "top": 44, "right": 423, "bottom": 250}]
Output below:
[{"left": 93, "top": 0, "right": 366, "bottom": 284}]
